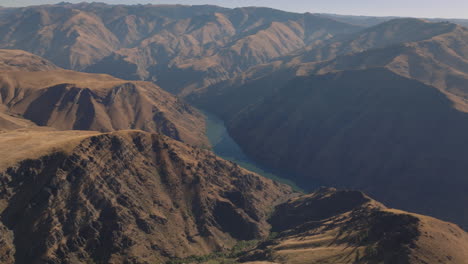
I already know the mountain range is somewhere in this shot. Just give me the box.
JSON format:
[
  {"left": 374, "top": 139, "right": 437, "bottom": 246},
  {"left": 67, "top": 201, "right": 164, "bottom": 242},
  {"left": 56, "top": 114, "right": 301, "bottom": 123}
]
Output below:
[
  {"left": 1, "top": 3, "right": 468, "bottom": 264},
  {"left": 0, "top": 3, "right": 362, "bottom": 95},
  {"left": 190, "top": 17, "right": 468, "bottom": 229},
  {"left": 0, "top": 49, "right": 208, "bottom": 147}
]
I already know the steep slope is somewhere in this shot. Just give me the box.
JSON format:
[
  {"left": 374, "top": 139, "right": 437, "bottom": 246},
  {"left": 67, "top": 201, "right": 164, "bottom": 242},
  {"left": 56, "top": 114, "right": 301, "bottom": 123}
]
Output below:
[
  {"left": 0, "top": 129, "right": 294, "bottom": 264},
  {"left": 2, "top": 130, "right": 465, "bottom": 264},
  {"left": 226, "top": 68, "right": 468, "bottom": 228},
  {"left": 0, "top": 67, "right": 208, "bottom": 147},
  {"left": 0, "top": 3, "right": 362, "bottom": 94},
  {"left": 149, "top": 10, "right": 362, "bottom": 95},
  {"left": 317, "top": 13, "right": 468, "bottom": 28},
  {"left": 0, "top": 6, "right": 119, "bottom": 70},
  {"left": 191, "top": 18, "right": 468, "bottom": 118},
  {"left": 239, "top": 188, "right": 468, "bottom": 264},
  {"left": 0, "top": 49, "right": 59, "bottom": 71},
  {"left": 0, "top": 49, "right": 57, "bottom": 131},
  {"left": 291, "top": 18, "right": 456, "bottom": 64},
  {"left": 291, "top": 22, "right": 468, "bottom": 99},
  {"left": 189, "top": 20, "right": 468, "bottom": 228},
  {"left": 0, "top": 111, "right": 37, "bottom": 131}
]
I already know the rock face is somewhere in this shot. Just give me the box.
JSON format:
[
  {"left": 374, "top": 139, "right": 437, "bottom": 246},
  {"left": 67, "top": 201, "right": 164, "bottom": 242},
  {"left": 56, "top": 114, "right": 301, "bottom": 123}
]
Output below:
[
  {"left": 224, "top": 68, "right": 468, "bottom": 229},
  {"left": 190, "top": 19, "right": 468, "bottom": 228},
  {"left": 2, "top": 130, "right": 466, "bottom": 264},
  {"left": 0, "top": 49, "right": 209, "bottom": 147},
  {"left": 192, "top": 18, "right": 468, "bottom": 117},
  {"left": 291, "top": 20, "right": 468, "bottom": 100},
  {"left": 0, "top": 3, "right": 363, "bottom": 94},
  {"left": 239, "top": 188, "right": 468, "bottom": 264},
  {"left": 290, "top": 18, "right": 459, "bottom": 63},
  {"left": 1, "top": 5, "right": 468, "bottom": 264},
  {"left": 0, "top": 129, "right": 294, "bottom": 264}
]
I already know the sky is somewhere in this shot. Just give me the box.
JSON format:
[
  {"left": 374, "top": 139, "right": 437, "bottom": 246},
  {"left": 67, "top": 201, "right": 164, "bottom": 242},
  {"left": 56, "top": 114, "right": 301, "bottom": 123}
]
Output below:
[{"left": 1, "top": 0, "right": 467, "bottom": 19}]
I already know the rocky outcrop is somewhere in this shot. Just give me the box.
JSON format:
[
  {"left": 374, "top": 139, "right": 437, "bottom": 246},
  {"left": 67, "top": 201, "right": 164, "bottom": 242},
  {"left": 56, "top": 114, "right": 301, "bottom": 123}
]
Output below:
[
  {"left": 0, "top": 129, "right": 294, "bottom": 264},
  {"left": 225, "top": 68, "right": 468, "bottom": 228},
  {"left": 192, "top": 19, "right": 468, "bottom": 118},
  {"left": 239, "top": 188, "right": 468, "bottom": 264},
  {"left": 190, "top": 19, "right": 468, "bottom": 229}
]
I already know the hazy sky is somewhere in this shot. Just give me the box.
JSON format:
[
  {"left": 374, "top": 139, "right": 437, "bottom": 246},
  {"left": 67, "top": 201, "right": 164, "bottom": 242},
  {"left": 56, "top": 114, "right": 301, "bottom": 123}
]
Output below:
[{"left": 1, "top": 0, "right": 467, "bottom": 19}]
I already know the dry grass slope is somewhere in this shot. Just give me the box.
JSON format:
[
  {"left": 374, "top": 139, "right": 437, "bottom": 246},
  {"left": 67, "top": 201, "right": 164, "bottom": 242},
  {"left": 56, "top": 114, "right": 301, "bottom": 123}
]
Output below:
[
  {"left": 0, "top": 49, "right": 209, "bottom": 147},
  {"left": 239, "top": 188, "right": 468, "bottom": 264},
  {"left": 0, "top": 3, "right": 363, "bottom": 94},
  {"left": 0, "top": 129, "right": 294, "bottom": 263},
  {"left": 191, "top": 19, "right": 468, "bottom": 229}
]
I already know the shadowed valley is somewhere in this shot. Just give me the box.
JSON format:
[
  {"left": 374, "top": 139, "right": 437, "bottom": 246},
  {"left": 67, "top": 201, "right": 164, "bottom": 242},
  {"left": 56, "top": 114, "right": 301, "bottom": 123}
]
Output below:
[{"left": 1, "top": 3, "right": 468, "bottom": 264}]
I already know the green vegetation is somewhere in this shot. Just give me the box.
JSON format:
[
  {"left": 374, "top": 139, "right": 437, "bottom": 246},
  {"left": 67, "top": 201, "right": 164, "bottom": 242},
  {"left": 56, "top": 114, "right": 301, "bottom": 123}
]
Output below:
[
  {"left": 166, "top": 254, "right": 238, "bottom": 264},
  {"left": 364, "top": 244, "right": 379, "bottom": 258},
  {"left": 166, "top": 240, "right": 259, "bottom": 264},
  {"left": 268, "top": 232, "right": 279, "bottom": 240}
]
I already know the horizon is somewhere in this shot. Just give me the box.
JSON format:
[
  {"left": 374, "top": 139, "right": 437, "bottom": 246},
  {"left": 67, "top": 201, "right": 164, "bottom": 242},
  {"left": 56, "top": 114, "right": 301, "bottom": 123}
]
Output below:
[{"left": 0, "top": 0, "right": 467, "bottom": 20}]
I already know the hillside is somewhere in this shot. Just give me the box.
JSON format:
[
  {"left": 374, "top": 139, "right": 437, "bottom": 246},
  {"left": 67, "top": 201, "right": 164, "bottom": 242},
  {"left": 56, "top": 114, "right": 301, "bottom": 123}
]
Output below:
[
  {"left": 169, "top": 188, "right": 468, "bottom": 264},
  {"left": 191, "top": 18, "right": 468, "bottom": 117},
  {"left": 0, "top": 49, "right": 208, "bottom": 147},
  {"left": 1, "top": 5, "right": 468, "bottom": 263},
  {"left": 2, "top": 130, "right": 466, "bottom": 264},
  {"left": 224, "top": 68, "right": 468, "bottom": 229},
  {"left": 0, "top": 3, "right": 362, "bottom": 94},
  {"left": 0, "top": 111, "right": 38, "bottom": 131},
  {"left": 188, "top": 19, "right": 468, "bottom": 228},
  {"left": 292, "top": 21, "right": 468, "bottom": 99},
  {"left": 239, "top": 188, "right": 468, "bottom": 264},
  {"left": 317, "top": 13, "right": 468, "bottom": 28},
  {"left": 0, "top": 49, "right": 59, "bottom": 71},
  {"left": 291, "top": 18, "right": 458, "bottom": 63},
  {"left": 0, "top": 129, "right": 294, "bottom": 263}
]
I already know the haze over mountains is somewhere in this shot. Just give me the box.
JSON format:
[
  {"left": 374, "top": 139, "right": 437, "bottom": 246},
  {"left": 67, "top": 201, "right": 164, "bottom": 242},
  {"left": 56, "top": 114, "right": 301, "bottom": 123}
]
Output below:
[
  {"left": 1, "top": 2, "right": 468, "bottom": 263},
  {"left": 0, "top": 3, "right": 379, "bottom": 93},
  {"left": 191, "top": 17, "right": 468, "bottom": 229}
]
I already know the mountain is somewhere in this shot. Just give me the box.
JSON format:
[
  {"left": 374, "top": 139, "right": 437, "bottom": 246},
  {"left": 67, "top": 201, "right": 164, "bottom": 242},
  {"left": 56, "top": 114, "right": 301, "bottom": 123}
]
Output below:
[
  {"left": 0, "top": 129, "right": 294, "bottom": 263},
  {"left": 296, "top": 24, "right": 468, "bottom": 99},
  {"left": 0, "top": 111, "right": 37, "bottom": 131},
  {"left": 239, "top": 188, "right": 468, "bottom": 264},
  {"left": 169, "top": 188, "right": 468, "bottom": 263},
  {"left": 0, "top": 3, "right": 363, "bottom": 95},
  {"left": 1, "top": 5, "right": 468, "bottom": 263},
  {"left": 217, "top": 68, "right": 468, "bottom": 229},
  {"left": 317, "top": 13, "right": 468, "bottom": 28},
  {"left": 0, "top": 49, "right": 208, "bottom": 147},
  {"left": 0, "top": 5, "right": 120, "bottom": 70},
  {"left": 188, "top": 19, "right": 468, "bottom": 228},
  {"left": 290, "top": 18, "right": 458, "bottom": 63},
  {"left": 191, "top": 18, "right": 468, "bottom": 117},
  {"left": 0, "top": 49, "right": 60, "bottom": 71},
  {"left": 1, "top": 130, "right": 466, "bottom": 264}
]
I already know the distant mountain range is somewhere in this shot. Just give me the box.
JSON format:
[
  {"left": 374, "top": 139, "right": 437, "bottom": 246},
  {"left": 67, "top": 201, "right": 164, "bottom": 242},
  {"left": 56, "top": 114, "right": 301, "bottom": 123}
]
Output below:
[
  {"left": 190, "top": 17, "right": 468, "bottom": 229},
  {"left": 0, "top": 3, "right": 361, "bottom": 95},
  {"left": 317, "top": 13, "right": 468, "bottom": 27}
]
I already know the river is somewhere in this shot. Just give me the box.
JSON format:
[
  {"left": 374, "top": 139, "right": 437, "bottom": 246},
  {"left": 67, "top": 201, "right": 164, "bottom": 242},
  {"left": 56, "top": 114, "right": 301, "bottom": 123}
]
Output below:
[{"left": 203, "top": 111, "right": 303, "bottom": 191}]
